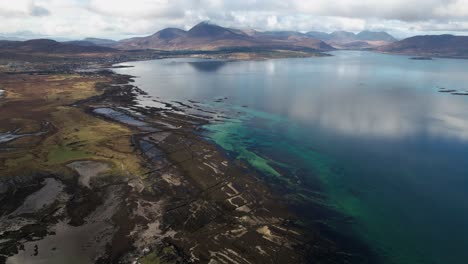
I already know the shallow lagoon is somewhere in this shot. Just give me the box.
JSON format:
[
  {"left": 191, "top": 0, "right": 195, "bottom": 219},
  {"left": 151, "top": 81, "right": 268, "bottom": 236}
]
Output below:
[{"left": 115, "top": 51, "right": 468, "bottom": 264}]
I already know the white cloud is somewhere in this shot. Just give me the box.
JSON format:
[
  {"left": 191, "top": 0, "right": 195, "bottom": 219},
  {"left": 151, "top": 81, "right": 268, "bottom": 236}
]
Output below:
[
  {"left": 0, "top": 0, "right": 468, "bottom": 39},
  {"left": 87, "top": 0, "right": 184, "bottom": 18},
  {"left": 0, "top": 0, "right": 49, "bottom": 17}
]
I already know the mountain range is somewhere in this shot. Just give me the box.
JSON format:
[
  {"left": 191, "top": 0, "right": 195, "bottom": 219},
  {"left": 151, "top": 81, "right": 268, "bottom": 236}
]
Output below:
[
  {"left": 0, "top": 23, "right": 398, "bottom": 55},
  {"left": 1, "top": 22, "right": 468, "bottom": 58},
  {"left": 114, "top": 22, "right": 398, "bottom": 51},
  {"left": 306, "top": 30, "right": 397, "bottom": 49},
  {"left": 116, "top": 22, "right": 334, "bottom": 51}
]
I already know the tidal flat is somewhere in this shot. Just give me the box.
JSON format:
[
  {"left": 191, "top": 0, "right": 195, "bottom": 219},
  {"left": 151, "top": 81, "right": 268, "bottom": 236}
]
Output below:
[{"left": 0, "top": 58, "right": 371, "bottom": 263}]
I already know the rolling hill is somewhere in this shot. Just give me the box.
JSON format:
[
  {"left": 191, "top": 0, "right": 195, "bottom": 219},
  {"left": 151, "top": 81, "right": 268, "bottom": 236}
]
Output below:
[
  {"left": 83, "top": 38, "right": 118, "bottom": 46},
  {"left": 0, "top": 39, "right": 116, "bottom": 54},
  {"left": 378, "top": 35, "right": 468, "bottom": 57}
]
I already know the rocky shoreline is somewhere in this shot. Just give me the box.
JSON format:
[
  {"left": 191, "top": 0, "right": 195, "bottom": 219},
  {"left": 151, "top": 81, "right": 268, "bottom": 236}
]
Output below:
[
  {"left": 0, "top": 67, "right": 307, "bottom": 263},
  {"left": 0, "top": 60, "right": 374, "bottom": 263}
]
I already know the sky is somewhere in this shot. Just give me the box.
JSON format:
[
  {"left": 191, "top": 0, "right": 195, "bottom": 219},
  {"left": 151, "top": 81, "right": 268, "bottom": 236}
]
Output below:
[{"left": 1, "top": 0, "right": 468, "bottom": 40}]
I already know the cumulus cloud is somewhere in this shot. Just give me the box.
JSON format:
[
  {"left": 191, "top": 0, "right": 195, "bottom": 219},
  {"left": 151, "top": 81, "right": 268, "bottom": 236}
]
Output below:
[
  {"left": 0, "top": 0, "right": 50, "bottom": 17},
  {"left": 0, "top": 0, "right": 467, "bottom": 39},
  {"left": 30, "top": 4, "right": 50, "bottom": 16},
  {"left": 87, "top": 0, "right": 185, "bottom": 18}
]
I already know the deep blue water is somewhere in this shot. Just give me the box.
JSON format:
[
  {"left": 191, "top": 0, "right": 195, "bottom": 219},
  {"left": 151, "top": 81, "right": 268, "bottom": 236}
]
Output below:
[{"left": 115, "top": 51, "right": 468, "bottom": 264}]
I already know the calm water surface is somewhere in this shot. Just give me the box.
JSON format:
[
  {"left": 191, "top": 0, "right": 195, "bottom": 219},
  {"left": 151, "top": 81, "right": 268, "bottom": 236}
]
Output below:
[{"left": 115, "top": 51, "right": 468, "bottom": 264}]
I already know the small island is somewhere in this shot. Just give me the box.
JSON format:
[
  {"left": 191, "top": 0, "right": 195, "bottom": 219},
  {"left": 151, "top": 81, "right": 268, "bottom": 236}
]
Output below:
[
  {"left": 410, "top": 56, "right": 433, "bottom": 60},
  {"left": 452, "top": 92, "right": 468, "bottom": 95},
  {"left": 438, "top": 88, "right": 457, "bottom": 93}
]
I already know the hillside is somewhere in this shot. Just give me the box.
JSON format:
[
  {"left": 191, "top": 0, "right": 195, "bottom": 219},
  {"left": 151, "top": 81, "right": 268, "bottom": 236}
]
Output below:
[
  {"left": 83, "top": 38, "right": 118, "bottom": 46},
  {"left": 378, "top": 35, "right": 468, "bottom": 57},
  {"left": 0, "top": 39, "right": 116, "bottom": 54}
]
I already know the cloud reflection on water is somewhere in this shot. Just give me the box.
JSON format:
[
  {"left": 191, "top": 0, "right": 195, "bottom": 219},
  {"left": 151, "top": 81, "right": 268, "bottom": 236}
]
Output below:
[
  {"left": 282, "top": 85, "right": 468, "bottom": 141},
  {"left": 116, "top": 53, "right": 468, "bottom": 142}
]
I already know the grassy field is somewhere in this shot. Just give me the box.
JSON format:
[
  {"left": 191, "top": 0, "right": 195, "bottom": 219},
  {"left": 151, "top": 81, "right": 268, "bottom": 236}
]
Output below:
[{"left": 0, "top": 72, "right": 147, "bottom": 178}]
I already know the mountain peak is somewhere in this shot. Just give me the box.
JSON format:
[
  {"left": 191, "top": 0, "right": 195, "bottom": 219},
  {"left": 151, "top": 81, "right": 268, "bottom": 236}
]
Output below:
[
  {"left": 198, "top": 20, "right": 215, "bottom": 25},
  {"left": 153, "top": 28, "right": 187, "bottom": 39},
  {"left": 191, "top": 20, "right": 219, "bottom": 29},
  {"left": 356, "top": 31, "right": 396, "bottom": 42},
  {"left": 329, "top": 31, "right": 356, "bottom": 42},
  {"left": 188, "top": 21, "right": 241, "bottom": 39},
  {"left": 330, "top": 31, "right": 356, "bottom": 37},
  {"left": 190, "top": 21, "right": 220, "bottom": 28}
]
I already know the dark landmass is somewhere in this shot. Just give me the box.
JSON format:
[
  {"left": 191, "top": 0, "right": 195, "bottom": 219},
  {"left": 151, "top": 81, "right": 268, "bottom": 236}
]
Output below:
[
  {"left": 0, "top": 39, "right": 116, "bottom": 54},
  {"left": 410, "top": 57, "right": 433, "bottom": 60},
  {"left": 378, "top": 34, "right": 468, "bottom": 58},
  {"left": 436, "top": 87, "right": 468, "bottom": 96},
  {"left": 0, "top": 42, "right": 331, "bottom": 66},
  {"left": 438, "top": 89, "right": 456, "bottom": 93},
  {"left": 64, "top": 38, "right": 119, "bottom": 48},
  {"left": 64, "top": 40, "right": 101, "bottom": 47}
]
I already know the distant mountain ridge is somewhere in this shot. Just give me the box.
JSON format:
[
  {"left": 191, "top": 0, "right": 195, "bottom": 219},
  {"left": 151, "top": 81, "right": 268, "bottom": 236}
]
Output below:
[
  {"left": 12, "top": 23, "right": 468, "bottom": 59},
  {"left": 0, "top": 39, "right": 116, "bottom": 54},
  {"left": 378, "top": 34, "right": 468, "bottom": 57},
  {"left": 306, "top": 30, "right": 397, "bottom": 49},
  {"left": 117, "top": 22, "right": 335, "bottom": 52},
  {"left": 54, "top": 23, "right": 396, "bottom": 52},
  {"left": 356, "top": 31, "right": 396, "bottom": 42},
  {"left": 83, "top": 38, "right": 118, "bottom": 46},
  {"left": 64, "top": 38, "right": 118, "bottom": 48}
]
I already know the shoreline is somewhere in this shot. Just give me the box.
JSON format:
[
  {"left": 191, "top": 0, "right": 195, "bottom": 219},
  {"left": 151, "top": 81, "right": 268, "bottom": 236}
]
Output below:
[
  {"left": 0, "top": 57, "right": 375, "bottom": 263},
  {"left": 0, "top": 63, "right": 308, "bottom": 263},
  {"left": 375, "top": 50, "right": 468, "bottom": 60}
]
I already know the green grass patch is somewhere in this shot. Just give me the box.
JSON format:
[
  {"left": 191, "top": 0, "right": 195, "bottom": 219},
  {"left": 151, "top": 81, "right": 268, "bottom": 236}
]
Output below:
[
  {"left": 47, "top": 146, "right": 90, "bottom": 164},
  {"left": 140, "top": 252, "right": 161, "bottom": 264}
]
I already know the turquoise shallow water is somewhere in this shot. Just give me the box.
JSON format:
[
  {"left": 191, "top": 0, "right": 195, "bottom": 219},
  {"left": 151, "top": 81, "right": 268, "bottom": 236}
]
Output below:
[{"left": 115, "top": 51, "right": 468, "bottom": 264}]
